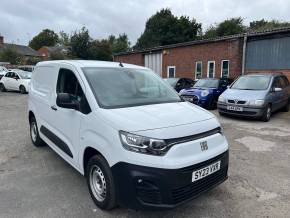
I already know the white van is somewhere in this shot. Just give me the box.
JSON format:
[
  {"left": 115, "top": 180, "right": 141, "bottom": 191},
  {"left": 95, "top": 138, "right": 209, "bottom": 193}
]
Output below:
[{"left": 28, "top": 60, "right": 229, "bottom": 210}]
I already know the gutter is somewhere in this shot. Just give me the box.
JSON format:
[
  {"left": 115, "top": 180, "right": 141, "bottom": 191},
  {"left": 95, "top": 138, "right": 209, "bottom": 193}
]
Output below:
[{"left": 241, "top": 34, "right": 247, "bottom": 75}]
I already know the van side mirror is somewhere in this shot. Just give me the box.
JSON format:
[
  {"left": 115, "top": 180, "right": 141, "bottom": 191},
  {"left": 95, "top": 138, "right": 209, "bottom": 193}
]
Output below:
[
  {"left": 56, "top": 93, "right": 79, "bottom": 110},
  {"left": 274, "top": 87, "right": 282, "bottom": 92}
]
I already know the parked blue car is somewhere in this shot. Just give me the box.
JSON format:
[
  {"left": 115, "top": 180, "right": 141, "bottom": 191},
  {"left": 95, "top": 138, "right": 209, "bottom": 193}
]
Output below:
[{"left": 180, "top": 78, "right": 233, "bottom": 110}]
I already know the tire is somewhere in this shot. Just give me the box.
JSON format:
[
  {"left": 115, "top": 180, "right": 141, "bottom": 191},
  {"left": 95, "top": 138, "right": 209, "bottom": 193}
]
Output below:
[
  {"left": 282, "top": 99, "right": 290, "bottom": 112},
  {"left": 19, "top": 85, "right": 26, "bottom": 94},
  {"left": 207, "top": 97, "right": 216, "bottom": 110},
  {"left": 0, "top": 83, "right": 6, "bottom": 92},
  {"left": 86, "top": 155, "right": 116, "bottom": 210},
  {"left": 261, "top": 104, "right": 272, "bottom": 122},
  {"left": 29, "top": 116, "right": 45, "bottom": 147}
]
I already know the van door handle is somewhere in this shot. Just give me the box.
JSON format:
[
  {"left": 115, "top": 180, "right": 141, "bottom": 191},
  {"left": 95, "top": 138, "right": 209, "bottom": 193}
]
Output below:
[{"left": 51, "top": 105, "right": 57, "bottom": 111}]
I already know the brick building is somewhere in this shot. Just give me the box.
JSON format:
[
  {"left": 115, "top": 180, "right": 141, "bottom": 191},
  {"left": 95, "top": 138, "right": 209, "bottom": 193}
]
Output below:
[
  {"left": 38, "top": 45, "right": 69, "bottom": 59},
  {"left": 114, "top": 28, "right": 290, "bottom": 81}
]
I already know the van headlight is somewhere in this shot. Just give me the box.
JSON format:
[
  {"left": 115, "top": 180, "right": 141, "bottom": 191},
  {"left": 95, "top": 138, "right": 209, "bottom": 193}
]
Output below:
[
  {"left": 119, "top": 131, "right": 169, "bottom": 156},
  {"left": 218, "top": 96, "right": 226, "bottom": 103},
  {"left": 201, "top": 90, "right": 209, "bottom": 97},
  {"left": 249, "top": 99, "right": 265, "bottom": 106}
]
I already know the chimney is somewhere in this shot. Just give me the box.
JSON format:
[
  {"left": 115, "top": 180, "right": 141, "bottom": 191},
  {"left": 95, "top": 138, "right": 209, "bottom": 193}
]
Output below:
[{"left": 0, "top": 36, "right": 3, "bottom": 44}]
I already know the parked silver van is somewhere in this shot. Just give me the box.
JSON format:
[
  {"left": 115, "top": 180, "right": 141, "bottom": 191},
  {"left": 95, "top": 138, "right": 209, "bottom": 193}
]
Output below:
[{"left": 217, "top": 74, "right": 290, "bottom": 122}]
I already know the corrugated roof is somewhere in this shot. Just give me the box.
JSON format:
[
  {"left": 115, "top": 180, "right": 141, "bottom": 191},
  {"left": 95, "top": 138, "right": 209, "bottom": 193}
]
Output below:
[
  {"left": 0, "top": 43, "right": 40, "bottom": 57},
  {"left": 114, "top": 27, "right": 290, "bottom": 56}
]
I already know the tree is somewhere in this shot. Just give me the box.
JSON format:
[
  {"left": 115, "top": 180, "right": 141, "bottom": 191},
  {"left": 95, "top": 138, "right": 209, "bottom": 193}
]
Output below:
[
  {"left": 58, "top": 31, "right": 70, "bottom": 46},
  {"left": 50, "top": 51, "right": 66, "bottom": 60},
  {"left": 204, "top": 17, "right": 246, "bottom": 38},
  {"left": 88, "top": 39, "right": 112, "bottom": 61},
  {"left": 29, "top": 29, "right": 59, "bottom": 50},
  {"left": 135, "top": 8, "right": 202, "bottom": 49},
  {"left": 0, "top": 46, "right": 23, "bottom": 65},
  {"left": 109, "top": 34, "right": 131, "bottom": 54},
  {"left": 249, "top": 19, "right": 290, "bottom": 32},
  {"left": 70, "top": 27, "right": 91, "bottom": 59}
]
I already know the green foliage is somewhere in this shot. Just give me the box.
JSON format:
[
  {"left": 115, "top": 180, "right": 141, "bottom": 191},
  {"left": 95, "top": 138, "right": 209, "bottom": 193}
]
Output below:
[
  {"left": 50, "top": 51, "right": 66, "bottom": 60},
  {"left": 70, "top": 27, "right": 91, "bottom": 59},
  {"left": 58, "top": 31, "right": 70, "bottom": 46},
  {"left": 204, "top": 17, "right": 246, "bottom": 39},
  {"left": 29, "top": 29, "right": 59, "bottom": 50},
  {"left": 249, "top": 19, "right": 290, "bottom": 32},
  {"left": 88, "top": 39, "right": 112, "bottom": 61},
  {"left": 109, "top": 34, "right": 131, "bottom": 54},
  {"left": 135, "top": 8, "right": 202, "bottom": 49},
  {"left": 0, "top": 46, "right": 23, "bottom": 65},
  {"left": 69, "top": 27, "right": 115, "bottom": 60},
  {"left": 26, "top": 57, "right": 41, "bottom": 65}
]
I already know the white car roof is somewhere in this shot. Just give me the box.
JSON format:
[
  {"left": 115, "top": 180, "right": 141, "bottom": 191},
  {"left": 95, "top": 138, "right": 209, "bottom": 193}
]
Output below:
[{"left": 36, "top": 60, "right": 147, "bottom": 70}]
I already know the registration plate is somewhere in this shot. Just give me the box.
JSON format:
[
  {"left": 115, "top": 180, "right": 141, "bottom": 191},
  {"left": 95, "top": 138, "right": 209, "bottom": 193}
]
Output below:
[
  {"left": 192, "top": 161, "right": 221, "bottom": 182},
  {"left": 227, "top": 105, "right": 243, "bottom": 111},
  {"left": 183, "top": 97, "right": 193, "bottom": 102}
]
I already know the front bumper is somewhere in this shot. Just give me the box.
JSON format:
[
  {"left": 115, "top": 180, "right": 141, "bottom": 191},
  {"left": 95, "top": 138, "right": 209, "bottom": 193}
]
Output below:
[
  {"left": 182, "top": 94, "right": 212, "bottom": 108},
  {"left": 111, "top": 150, "right": 229, "bottom": 210},
  {"left": 217, "top": 103, "right": 265, "bottom": 118}
]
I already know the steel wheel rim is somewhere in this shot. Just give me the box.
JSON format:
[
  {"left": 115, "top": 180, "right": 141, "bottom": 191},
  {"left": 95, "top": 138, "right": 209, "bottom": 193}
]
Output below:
[
  {"left": 90, "top": 165, "right": 107, "bottom": 202},
  {"left": 31, "top": 122, "right": 37, "bottom": 142}
]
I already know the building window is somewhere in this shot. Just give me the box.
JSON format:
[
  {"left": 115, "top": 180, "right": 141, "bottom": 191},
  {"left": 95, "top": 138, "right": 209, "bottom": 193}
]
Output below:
[
  {"left": 207, "top": 61, "right": 215, "bottom": 78},
  {"left": 195, "top": 62, "right": 202, "bottom": 79},
  {"left": 221, "top": 60, "right": 229, "bottom": 78},
  {"left": 167, "top": 66, "right": 175, "bottom": 78}
]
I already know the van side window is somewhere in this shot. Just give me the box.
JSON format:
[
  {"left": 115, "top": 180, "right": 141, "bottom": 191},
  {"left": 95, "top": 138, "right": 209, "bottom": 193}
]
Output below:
[{"left": 56, "top": 68, "right": 91, "bottom": 114}]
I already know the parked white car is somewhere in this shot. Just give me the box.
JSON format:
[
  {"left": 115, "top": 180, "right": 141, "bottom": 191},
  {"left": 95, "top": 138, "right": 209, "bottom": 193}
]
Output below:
[
  {"left": 0, "top": 70, "right": 31, "bottom": 93},
  {"left": 28, "top": 60, "right": 229, "bottom": 210}
]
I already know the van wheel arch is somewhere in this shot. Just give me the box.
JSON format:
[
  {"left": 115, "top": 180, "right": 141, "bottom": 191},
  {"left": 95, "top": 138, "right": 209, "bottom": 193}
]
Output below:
[
  {"left": 29, "top": 111, "right": 35, "bottom": 123},
  {"left": 83, "top": 147, "right": 107, "bottom": 176}
]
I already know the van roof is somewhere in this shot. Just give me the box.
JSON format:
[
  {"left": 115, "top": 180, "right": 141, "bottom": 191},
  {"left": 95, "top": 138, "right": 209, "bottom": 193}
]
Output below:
[{"left": 36, "top": 60, "right": 146, "bottom": 70}]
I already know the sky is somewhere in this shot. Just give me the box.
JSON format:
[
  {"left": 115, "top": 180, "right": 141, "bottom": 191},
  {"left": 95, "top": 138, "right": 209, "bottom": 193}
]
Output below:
[{"left": 1, "top": 0, "right": 290, "bottom": 46}]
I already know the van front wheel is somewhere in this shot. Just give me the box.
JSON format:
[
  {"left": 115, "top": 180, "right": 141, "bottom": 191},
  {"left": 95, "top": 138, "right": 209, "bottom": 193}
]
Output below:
[
  {"left": 29, "top": 117, "right": 45, "bottom": 147},
  {"left": 86, "top": 155, "right": 116, "bottom": 210}
]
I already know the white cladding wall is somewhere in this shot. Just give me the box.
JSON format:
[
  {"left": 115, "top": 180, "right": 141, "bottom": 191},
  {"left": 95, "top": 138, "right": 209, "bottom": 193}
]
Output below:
[{"left": 144, "top": 53, "right": 162, "bottom": 76}]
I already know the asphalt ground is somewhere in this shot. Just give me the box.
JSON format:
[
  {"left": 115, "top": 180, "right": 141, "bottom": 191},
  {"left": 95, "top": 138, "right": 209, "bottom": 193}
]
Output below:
[{"left": 0, "top": 91, "right": 290, "bottom": 218}]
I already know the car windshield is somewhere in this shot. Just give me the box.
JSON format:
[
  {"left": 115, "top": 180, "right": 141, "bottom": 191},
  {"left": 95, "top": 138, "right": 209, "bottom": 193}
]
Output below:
[
  {"left": 231, "top": 76, "right": 271, "bottom": 90},
  {"left": 194, "top": 79, "right": 219, "bottom": 88},
  {"left": 164, "top": 78, "right": 179, "bottom": 87},
  {"left": 83, "top": 67, "right": 182, "bottom": 108},
  {"left": 18, "top": 71, "right": 32, "bottom": 79}
]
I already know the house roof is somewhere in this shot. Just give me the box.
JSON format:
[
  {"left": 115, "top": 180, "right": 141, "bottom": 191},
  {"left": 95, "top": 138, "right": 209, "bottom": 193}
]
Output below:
[
  {"left": 0, "top": 43, "right": 40, "bottom": 57},
  {"left": 114, "top": 27, "right": 290, "bottom": 56},
  {"left": 45, "top": 45, "right": 68, "bottom": 53}
]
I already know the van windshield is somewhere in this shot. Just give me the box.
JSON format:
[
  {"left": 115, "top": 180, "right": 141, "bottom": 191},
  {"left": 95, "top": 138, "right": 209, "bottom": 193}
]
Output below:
[
  {"left": 194, "top": 79, "right": 219, "bottom": 88},
  {"left": 83, "top": 67, "right": 182, "bottom": 108},
  {"left": 231, "top": 76, "right": 271, "bottom": 90}
]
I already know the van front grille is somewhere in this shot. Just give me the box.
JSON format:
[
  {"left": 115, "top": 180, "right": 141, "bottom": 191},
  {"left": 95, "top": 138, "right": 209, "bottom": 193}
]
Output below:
[{"left": 164, "top": 127, "right": 222, "bottom": 146}]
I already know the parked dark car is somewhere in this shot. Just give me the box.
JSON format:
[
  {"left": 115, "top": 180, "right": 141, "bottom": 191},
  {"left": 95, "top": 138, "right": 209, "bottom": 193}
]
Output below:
[
  {"left": 164, "top": 78, "right": 195, "bottom": 92},
  {"left": 217, "top": 74, "right": 290, "bottom": 122},
  {"left": 180, "top": 78, "right": 233, "bottom": 110}
]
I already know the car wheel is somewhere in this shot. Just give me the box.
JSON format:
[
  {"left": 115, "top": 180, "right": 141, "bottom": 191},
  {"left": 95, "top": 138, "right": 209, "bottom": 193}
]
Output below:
[
  {"left": 0, "top": 83, "right": 6, "bottom": 92},
  {"left": 207, "top": 98, "right": 216, "bottom": 110},
  {"left": 19, "top": 85, "right": 26, "bottom": 94},
  {"left": 86, "top": 155, "right": 116, "bottom": 210},
  {"left": 261, "top": 104, "right": 272, "bottom": 122},
  {"left": 282, "top": 99, "right": 290, "bottom": 112},
  {"left": 29, "top": 116, "right": 45, "bottom": 147}
]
